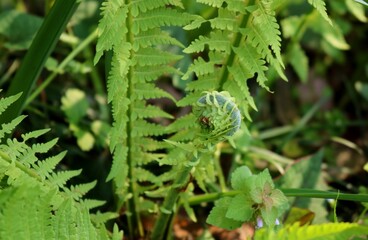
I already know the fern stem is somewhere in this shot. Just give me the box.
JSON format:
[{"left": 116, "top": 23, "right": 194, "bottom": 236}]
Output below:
[
  {"left": 0, "top": 150, "right": 43, "bottom": 182},
  {"left": 26, "top": 30, "right": 98, "bottom": 106},
  {"left": 124, "top": 2, "right": 143, "bottom": 238},
  {"left": 217, "top": 0, "right": 255, "bottom": 90},
  {"left": 151, "top": 158, "right": 196, "bottom": 240},
  {"left": 214, "top": 143, "right": 227, "bottom": 192}
]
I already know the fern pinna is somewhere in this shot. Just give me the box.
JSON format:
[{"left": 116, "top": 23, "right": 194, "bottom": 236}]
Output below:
[
  {"left": 0, "top": 93, "right": 121, "bottom": 239},
  {"left": 94, "top": 0, "right": 193, "bottom": 236},
  {"left": 179, "top": 0, "right": 286, "bottom": 122}
]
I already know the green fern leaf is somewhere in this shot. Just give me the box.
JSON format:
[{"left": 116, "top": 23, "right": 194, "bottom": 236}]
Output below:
[
  {"left": 134, "top": 65, "right": 182, "bottom": 83},
  {"left": 31, "top": 138, "right": 58, "bottom": 154},
  {"left": 184, "top": 31, "right": 231, "bottom": 54},
  {"left": 0, "top": 115, "right": 26, "bottom": 142},
  {"left": 197, "top": 0, "right": 224, "bottom": 8},
  {"left": 81, "top": 199, "right": 107, "bottom": 210},
  {"left": 255, "top": 222, "right": 368, "bottom": 240},
  {"left": 242, "top": 1, "right": 284, "bottom": 68},
  {"left": 209, "top": 8, "right": 238, "bottom": 31},
  {"left": 94, "top": 1, "right": 128, "bottom": 64},
  {"left": 68, "top": 181, "right": 97, "bottom": 201},
  {"left": 138, "top": 138, "right": 169, "bottom": 151},
  {"left": 130, "top": 0, "right": 184, "bottom": 16},
  {"left": 233, "top": 46, "right": 269, "bottom": 90},
  {"left": 21, "top": 128, "right": 50, "bottom": 141},
  {"left": 132, "top": 120, "right": 167, "bottom": 137},
  {"left": 48, "top": 170, "right": 82, "bottom": 189},
  {"left": 227, "top": 0, "right": 247, "bottom": 13},
  {"left": 133, "top": 29, "right": 184, "bottom": 50},
  {"left": 132, "top": 104, "right": 173, "bottom": 120},
  {"left": 0, "top": 93, "right": 21, "bottom": 115},
  {"left": 34, "top": 151, "right": 67, "bottom": 180},
  {"left": 308, "top": 0, "right": 333, "bottom": 25},
  {"left": 133, "top": 83, "right": 176, "bottom": 101},
  {"left": 134, "top": 48, "right": 182, "bottom": 66},
  {"left": 132, "top": 8, "right": 193, "bottom": 34}
]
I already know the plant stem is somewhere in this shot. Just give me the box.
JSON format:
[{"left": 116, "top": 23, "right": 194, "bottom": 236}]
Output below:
[
  {"left": 218, "top": 0, "right": 255, "bottom": 90},
  {"left": 26, "top": 30, "right": 98, "bottom": 105},
  {"left": 151, "top": 162, "right": 195, "bottom": 240},
  {"left": 125, "top": 1, "right": 143, "bottom": 238},
  {"left": 0, "top": 0, "right": 79, "bottom": 125},
  {"left": 186, "top": 189, "right": 368, "bottom": 206}
]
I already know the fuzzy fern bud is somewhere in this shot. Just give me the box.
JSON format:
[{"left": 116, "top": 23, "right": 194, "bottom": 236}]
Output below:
[{"left": 193, "top": 91, "right": 241, "bottom": 143}]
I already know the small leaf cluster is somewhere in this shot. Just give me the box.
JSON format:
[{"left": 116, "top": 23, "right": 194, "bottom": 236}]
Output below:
[{"left": 207, "top": 166, "right": 289, "bottom": 230}]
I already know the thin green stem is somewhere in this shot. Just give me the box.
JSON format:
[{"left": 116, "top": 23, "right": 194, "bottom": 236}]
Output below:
[
  {"left": 186, "top": 189, "right": 368, "bottom": 206},
  {"left": 214, "top": 144, "right": 227, "bottom": 192},
  {"left": 26, "top": 30, "right": 98, "bottom": 106},
  {"left": 0, "top": 0, "right": 79, "bottom": 125},
  {"left": 0, "top": 149, "right": 43, "bottom": 182},
  {"left": 124, "top": 1, "right": 143, "bottom": 238},
  {"left": 218, "top": 0, "right": 255, "bottom": 90},
  {"left": 151, "top": 158, "right": 197, "bottom": 240}
]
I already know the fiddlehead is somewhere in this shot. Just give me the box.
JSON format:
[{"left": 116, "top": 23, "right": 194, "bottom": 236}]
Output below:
[{"left": 193, "top": 91, "right": 241, "bottom": 143}]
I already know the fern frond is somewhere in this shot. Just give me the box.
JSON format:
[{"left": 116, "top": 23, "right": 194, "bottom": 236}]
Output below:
[
  {"left": 210, "top": 8, "right": 238, "bottom": 31},
  {"left": 132, "top": 8, "right": 193, "bottom": 34},
  {"left": 308, "top": 0, "right": 332, "bottom": 25},
  {"left": 0, "top": 115, "right": 26, "bottom": 142},
  {"left": 21, "top": 128, "right": 50, "bottom": 141},
  {"left": 134, "top": 48, "right": 182, "bottom": 66},
  {"left": 81, "top": 199, "right": 107, "bottom": 210},
  {"left": 48, "top": 170, "right": 82, "bottom": 189},
  {"left": 134, "top": 65, "right": 182, "bottom": 82},
  {"left": 0, "top": 93, "right": 21, "bottom": 115},
  {"left": 233, "top": 46, "right": 269, "bottom": 90},
  {"left": 130, "top": 0, "right": 184, "bottom": 16},
  {"left": 96, "top": 1, "right": 191, "bottom": 219},
  {"left": 68, "top": 181, "right": 97, "bottom": 201},
  {"left": 133, "top": 29, "right": 184, "bottom": 50},
  {"left": 184, "top": 31, "right": 231, "bottom": 54},
  {"left": 132, "top": 103, "right": 173, "bottom": 120},
  {"left": 197, "top": 0, "right": 224, "bottom": 8},
  {"left": 0, "top": 93, "right": 114, "bottom": 239},
  {"left": 34, "top": 151, "right": 67, "bottom": 180},
  {"left": 242, "top": 1, "right": 284, "bottom": 68},
  {"left": 94, "top": 1, "right": 128, "bottom": 64},
  {"left": 132, "top": 120, "right": 167, "bottom": 137},
  {"left": 185, "top": 74, "right": 220, "bottom": 91},
  {"left": 255, "top": 222, "right": 368, "bottom": 240},
  {"left": 133, "top": 83, "right": 176, "bottom": 101}
]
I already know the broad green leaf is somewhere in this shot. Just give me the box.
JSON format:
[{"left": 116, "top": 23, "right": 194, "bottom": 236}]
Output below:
[
  {"left": 230, "top": 165, "right": 253, "bottom": 191},
  {"left": 226, "top": 194, "right": 254, "bottom": 221},
  {"left": 206, "top": 197, "right": 243, "bottom": 230},
  {"left": 0, "top": 10, "right": 42, "bottom": 50}
]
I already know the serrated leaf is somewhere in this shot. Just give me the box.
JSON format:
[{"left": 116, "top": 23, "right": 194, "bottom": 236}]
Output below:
[
  {"left": 226, "top": 194, "right": 254, "bottom": 221},
  {"left": 308, "top": 0, "right": 333, "bottom": 25},
  {"left": 206, "top": 197, "right": 243, "bottom": 230},
  {"left": 231, "top": 165, "right": 253, "bottom": 191}
]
